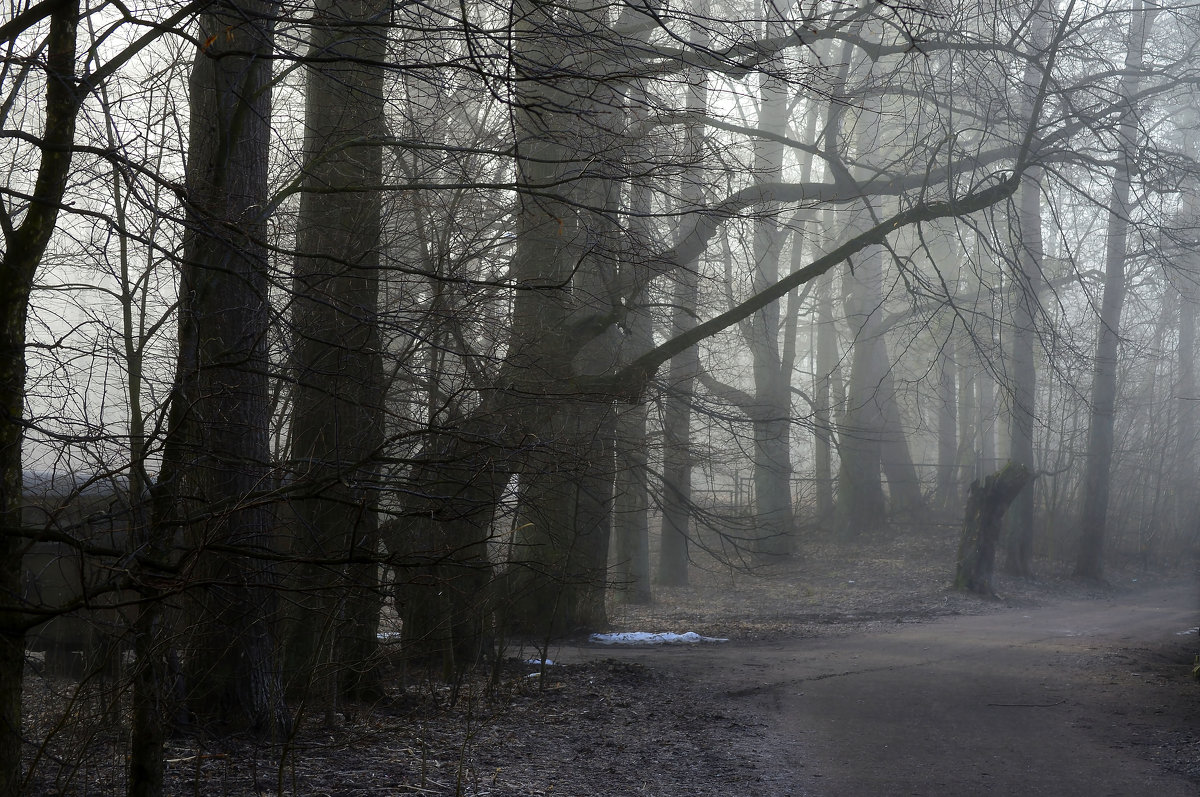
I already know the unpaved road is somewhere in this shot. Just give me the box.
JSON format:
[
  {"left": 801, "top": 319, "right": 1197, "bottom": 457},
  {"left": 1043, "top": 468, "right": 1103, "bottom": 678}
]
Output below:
[{"left": 568, "top": 581, "right": 1199, "bottom": 796}]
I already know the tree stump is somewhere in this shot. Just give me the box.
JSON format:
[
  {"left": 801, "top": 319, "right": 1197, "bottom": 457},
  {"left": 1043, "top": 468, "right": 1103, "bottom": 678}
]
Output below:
[{"left": 955, "top": 462, "right": 1032, "bottom": 595}]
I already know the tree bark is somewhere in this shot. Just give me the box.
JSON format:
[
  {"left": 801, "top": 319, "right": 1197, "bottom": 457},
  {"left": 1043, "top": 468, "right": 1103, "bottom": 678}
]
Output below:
[
  {"left": 612, "top": 166, "right": 655, "bottom": 604},
  {"left": 745, "top": 25, "right": 795, "bottom": 559},
  {"left": 956, "top": 462, "right": 1032, "bottom": 595},
  {"left": 936, "top": 348, "right": 958, "bottom": 511},
  {"left": 836, "top": 248, "right": 888, "bottom": 537},
  {"left": 286, "top": 0, "right": 387, "bottom": 705},
  {"left": 168, "top": 0, "right": 287, "bottom": 735},
  {"left": 1003, "top": 173, "right": 1044, "bottom": 577},
  {"left": 1076, "top": 2, "right": 1155, "bottom": 580},
  {"left": 1174, "top": 162, "right": 1199, "bottom": 541},
  {"left": 833, "top": 41, "right": 892, "bottom": 538},
  {"left": 657, "top": 7, "right": 708, "bottom": 586},
  {"left": 614, "top": 401, "right": 652, "bottom": 603},
  {"left": 956, "top": 337, "right": 978, "bottom": 486},
  {"left": 0, "top": 4, "right": 79, "bottom": 793},
  {"left": 878, "top": 366, "right": 924, "bottom": 515},
  {"left": 813, "top": 264, "right": 838, "bottom": 523}
]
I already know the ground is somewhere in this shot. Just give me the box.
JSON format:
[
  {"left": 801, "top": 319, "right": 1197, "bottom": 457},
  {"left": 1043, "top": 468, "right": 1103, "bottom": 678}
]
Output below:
[{"left": 22, "top": 523, "right": 1200, "bottom": 795}]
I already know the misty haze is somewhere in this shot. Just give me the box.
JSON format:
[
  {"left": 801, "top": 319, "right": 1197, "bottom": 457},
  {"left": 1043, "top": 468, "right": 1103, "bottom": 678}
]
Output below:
[{"left": 0, "top": 0, "right": 1197, "bottom": 794}]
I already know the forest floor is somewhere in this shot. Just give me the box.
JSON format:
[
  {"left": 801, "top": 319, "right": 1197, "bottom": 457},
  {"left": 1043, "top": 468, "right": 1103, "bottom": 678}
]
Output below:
[{"left": 22, "top": 521, "right": 1200, "bottom": 795}]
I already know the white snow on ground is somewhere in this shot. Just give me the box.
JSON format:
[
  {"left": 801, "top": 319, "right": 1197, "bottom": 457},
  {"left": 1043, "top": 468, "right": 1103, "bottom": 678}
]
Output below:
[
  {"left": 524, "top": 658, "right": 556, "bottom": 666},
  {"left": 588, "top": 631, "right": 730, "bottom": 645},
  {"left": 1175, "top": 627, "right": 1199, "bottom": 636}
]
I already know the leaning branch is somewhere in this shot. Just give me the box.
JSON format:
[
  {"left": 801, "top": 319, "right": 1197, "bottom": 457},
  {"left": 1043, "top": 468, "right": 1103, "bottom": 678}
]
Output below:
[
  {"left": 0, "top": 0, "right": 70, "bottom": 46},
  {"left": 580, "top": 172, "right": 1022, "bottom": 399}
]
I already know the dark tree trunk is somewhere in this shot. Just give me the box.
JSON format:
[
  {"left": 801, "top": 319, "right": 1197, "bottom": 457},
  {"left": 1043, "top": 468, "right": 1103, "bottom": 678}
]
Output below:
[
  {"left": 127, "top": 587, "right": 169, "bottom": 797},
  {"left": 613, "top": 189, "right": 654, "bottom": 601},
  {"left": 384, "top": 423, "right": 503, "bottom": 676},
  {"left": 658, "top": 333, "right": 697, "bottom": 586},
  {"left": 508, "top": 403, "right": 615, "bottom": 636},
  {"left": 956, "top": 463, "right": 1033, "bottom": 595},
  {"left": 285, "top": 0, "right": 387, "bottom": 706},
  {"left": 393, "top": 0, "right": 632, "bottom": 652},
  {"left": 836, "top": 266, "right": 887, "bottom": 538},
  {"left": 168, "top": 0, "right": 287, "bottom": 735},
  {"left": 834, "top": 75, "right": 890, "bottom": 538},
  {"left": 501, "top": 1, "right": 622, "bottom": 636},
  {"left": 614, "top": 400, "right": 653, "bottom": 603},
  {"left": 0, "top": 4, "right": 79, "bottom": 794}
]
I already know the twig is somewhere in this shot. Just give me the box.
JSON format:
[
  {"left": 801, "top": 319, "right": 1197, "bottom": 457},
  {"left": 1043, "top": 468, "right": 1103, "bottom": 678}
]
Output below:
[{"left": 165, "top": 754, "right": 229, "bottom": 764}]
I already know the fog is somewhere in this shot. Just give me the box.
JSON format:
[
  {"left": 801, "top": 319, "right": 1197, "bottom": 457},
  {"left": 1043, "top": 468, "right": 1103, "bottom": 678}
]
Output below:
[{"left": 1, "top": 0, "right": 1198, "bottom": 793}]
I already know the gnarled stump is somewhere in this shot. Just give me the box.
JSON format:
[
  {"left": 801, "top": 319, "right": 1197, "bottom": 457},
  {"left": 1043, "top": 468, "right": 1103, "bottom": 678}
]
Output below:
[{"left": 955, "top": 462, "right": 1032, "bottom": 595}]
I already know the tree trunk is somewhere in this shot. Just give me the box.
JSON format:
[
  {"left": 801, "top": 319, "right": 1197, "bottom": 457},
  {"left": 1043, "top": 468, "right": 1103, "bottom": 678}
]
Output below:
[
  {"left": 978, "top": 369, "right": 998, "bottom": 470},
  {"left": 956, "top": 342, "right": 978, "bottom": 486},
  {"left": 612, "top": 171, "right": 655, "bottom": 604},
  {"left": 169, "top": 0, "right": 287, "bottom": 735},
  {"left": 1175, "top": 183, "right": 1198, "bottom": 541},
  {"left": 836, "top": 250, "right": 888, "bottom": 538},
  {"left": 657, "top": 10, "right": 708, "bottom": 585},
  {"left": 1003, "top": 173, "right": 1044, "bottom": 577},
  {"left": 614, "top": 400, "right": 652, "bottom": 603},
  {"left": 286, "top": 0, "right": 386, "bottom": 705},
  {"left": 0, "top": 4, "right": 79, "bottom": 793},
  {"left": 508, "top": 399, "right": 615, "bottom": 636},
  {"left": 956, "top": 462, "right": 1032, "bottom": 595},
  {"left": 936, "top": 349, "right": 958, "bottom": 511},
  {"left": 384, "top": 419, "right": 503, "bottom": 674},
  {"left": 491, "top": 0, "right": 622, "bottom": 637},
  {"left": 386, "top": 0, "right": 638, "bottom": 649},
  {"left": 1076, "top": 2, "right": 1155, "bottom": 580},
  {"left": 813, "top": 266, "right": 838, "bottom": 523},
  {"left": 658, "top": 329, "right": 697, "bottom": 586},
  {"left": 834, "top": 45, "right": 892, "bottom": 538},
  {"left": 746, "top": 34, "right": 795, "bottom": 559},
  {"left": 878, "top": 366, "right": 924, "bottom": 515}
]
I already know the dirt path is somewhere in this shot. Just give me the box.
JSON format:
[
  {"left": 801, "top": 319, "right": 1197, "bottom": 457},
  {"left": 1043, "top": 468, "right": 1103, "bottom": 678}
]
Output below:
[{"left": 565, "top": 581, "right": 1199, "bottom": 796}]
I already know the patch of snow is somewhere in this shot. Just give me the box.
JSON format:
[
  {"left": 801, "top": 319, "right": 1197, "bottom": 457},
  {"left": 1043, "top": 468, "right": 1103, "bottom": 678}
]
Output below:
[
  {"left": 1175, "top": 627, "right": 1199, "bottom": 636},
  {"left": 377, "top": 631, "right": 402, "bottom": 641},
  {"left": 588, "top": 631, "right": 729, "bottom": 646},
  {"left": 524, "top": 658, "right": 556, "bottom": 666}
]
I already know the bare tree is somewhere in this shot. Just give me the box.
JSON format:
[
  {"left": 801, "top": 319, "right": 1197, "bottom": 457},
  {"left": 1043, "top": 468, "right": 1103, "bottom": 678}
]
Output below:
[
  {"left": 0, "top": 4, "right": 80, "bottom": 793},
  {"left": 158, "top": 0, "right": 288, "bottom": 734},
  {"left": 1076, "top": 1, "right": 1158, "bottom": 580},
  {"left": 284, "top": 0, "right": 388, "bottom": 708},
  {"left": 657, "top": 5, "right": 709, "bottom": 586}
]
